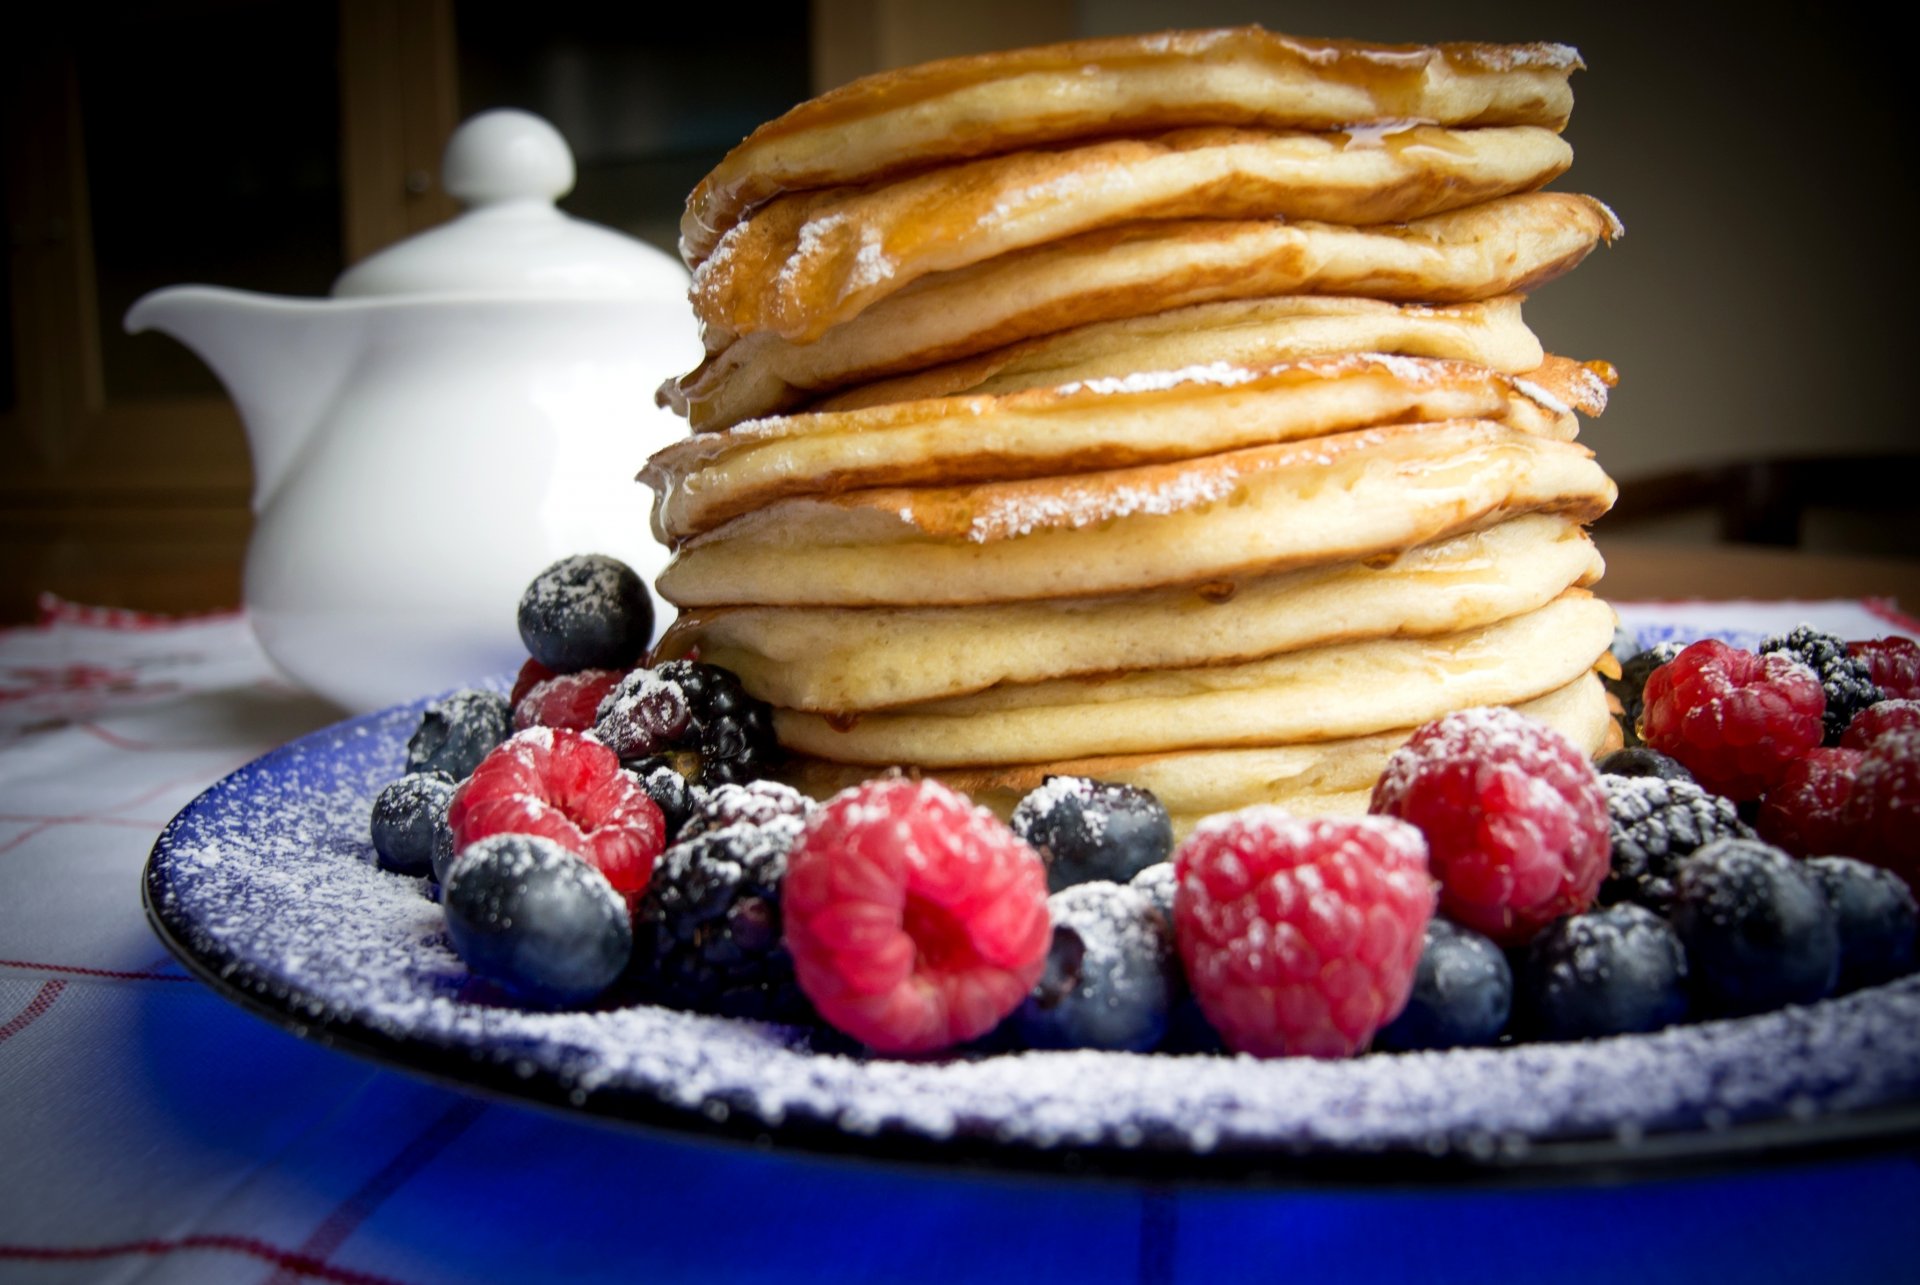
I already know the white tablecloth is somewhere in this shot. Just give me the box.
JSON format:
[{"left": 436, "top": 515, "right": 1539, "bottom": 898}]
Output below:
[{"left": 2, "top": 594, "right": 1916, "bottom": 1284}]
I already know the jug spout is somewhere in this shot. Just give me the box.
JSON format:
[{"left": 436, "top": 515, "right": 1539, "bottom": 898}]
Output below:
[{"left": 126, "top": 285, "right": 361, "bottom": 510}]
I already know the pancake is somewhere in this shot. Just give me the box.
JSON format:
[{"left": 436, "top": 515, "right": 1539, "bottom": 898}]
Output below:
[
  {"left": 654, "top": 419, "right": 1617, "bottom": 608},
  {"left": 810, "top": 295, "right": 1559, "bottom": 421},
  {"left": 674, "top": 292, "right": 1550, "bottom": 433},
  {"left": 645, "top": 353, "right": 1598, "bottom": 544},
  {"left": 682, "top": 26, "right": 1582, "bottom": 262},
  {"left": 779, "top": 671, "right": 1615, "bottom": 834},
  {"left": 675, "top": 193, "right": 1621, "bottom": 419},
  {"left": 696, "top": 125, "right": 1572, "bottom": 344},
  {"left": 656, "top": 514, "right": 1603, "bottom": 712},
  {"left": 772, "top": 591, "right": 1614, "bottom": 766}
]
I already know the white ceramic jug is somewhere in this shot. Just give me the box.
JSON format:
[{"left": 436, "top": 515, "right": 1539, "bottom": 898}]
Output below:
[{"left": 127, "top": 110, "right": 698, "bottom": 712}]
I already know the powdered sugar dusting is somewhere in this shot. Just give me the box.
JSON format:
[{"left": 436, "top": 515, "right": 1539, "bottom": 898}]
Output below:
[
  {"left": 961, "top": 466, "right": 1242, "bottom": 543},
  {"left": 147, "top": 701, "right": 1920, "bottom": 1170}
]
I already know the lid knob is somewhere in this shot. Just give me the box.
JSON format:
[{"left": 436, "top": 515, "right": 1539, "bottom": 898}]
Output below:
[{"left": 442, "top": 109, "right": 576, "bottom": 207}]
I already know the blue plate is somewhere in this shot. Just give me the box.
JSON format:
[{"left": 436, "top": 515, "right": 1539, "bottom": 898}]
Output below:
[{"left": 144, "top": 697, "right": 1920, "bottom": 1183}]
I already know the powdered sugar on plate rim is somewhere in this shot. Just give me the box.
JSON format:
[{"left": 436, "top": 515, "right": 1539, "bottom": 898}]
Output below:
[{"left": 143, "top": 694, "right": 1920, "bottom": 1181}]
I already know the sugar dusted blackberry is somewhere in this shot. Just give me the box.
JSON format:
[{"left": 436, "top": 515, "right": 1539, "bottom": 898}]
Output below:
[
  {"left": 629, "top": 757, "right": 705, "bottom": 841},
  {"left": 1374, "top": 917, "right": 1512, "bottom": 1052},
  {"left": 631, "top": 816, "right": 811, "bottom": 1023},
  {"left": 681, "top": 779, "right": 814, "bottom": 841},
  {"left": 1760, "top": 625, "right": 1881, "bottom": 744},
  {"left": 1012, "top": 775, "right": 1174, "bottom": 893},
  {"left": 1014, "top": 881, "right": 1177, "bottom": 1053},
  {"left": 1607, "top": 640, "right": 1683, "bottom": 747},
  {"left": 1600, "top": 774, "right": 1753, "bottom": 914},
  {"left": 594, "top": 661, "right": 778, "bottom": 786},
  {"left": 405, "top": 688, "right": 511, "bottom": 780},
  {"left": 370, "top": 771, "right": 455, "bottom": 877},
  {"left": 517, "top": 553, "right": 653, "bottom": 674},
  {"left": 1672, "top": 837, "right": 1840, "bottom": 1017},
  {"left": 1806, "top": 856, "right": 1918, "bottom": 993},
  {"left": 1516, "top": 904, "right": 1690, "bottom": 1041}
]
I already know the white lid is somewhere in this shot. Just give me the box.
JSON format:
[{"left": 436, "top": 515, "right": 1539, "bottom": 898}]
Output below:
[{"left": 332, "top": 109, "right": 689, "bottom": 299}]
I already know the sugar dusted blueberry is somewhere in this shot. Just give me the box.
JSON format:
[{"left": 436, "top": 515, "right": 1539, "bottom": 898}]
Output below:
[
  {"left": 405, "top": 688, "right": 511, "bottom": 780},
  {"left": 370, "top": 770, "right": 454, "bottom": 877},
  {"left": 1516, "top": 904, "right": 1689, "bottom": 1041},
  {"left": 1672, "top": 837, "right": 1839, "bottom": 1017},
  {"left": 1012, "top": 775, "right": 1173, "bottom": 893},
  {"left": 517, "top": 553, "right": 653, "bottom": 674},
  {"left": 1807, "top": 856, "right": 1918, "bottom": 993},
  {"left": 1375, "top": 917, "right": 1512, "bottom": 1051},
  {"left": 442, "top": 833, "right": 632, "bottom": 1008},
  {"left": 1014, "top": 881, "right": 1176, "bottom": 1053}
]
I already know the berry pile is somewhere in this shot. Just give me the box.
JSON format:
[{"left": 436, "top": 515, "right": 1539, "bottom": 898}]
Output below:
[{"left": 367, "top": 561, "right": 1919, "bottom": 1062}]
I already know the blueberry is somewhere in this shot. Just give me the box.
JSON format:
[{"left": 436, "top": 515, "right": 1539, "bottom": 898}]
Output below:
[
  {"left": 1672, "top": 838, "right": 1840, "bottom": 1016},
  {"left": 1375, "top": 918, "right": 1514, "bottom": 1051},
  {"left": 1596, "top": 748, "right": 1693, "bottom": 783},
  {"left": 1012, "top": 776, "right": 1173, "bottom": 893},
  {"left": 1013, "top": 882, "right": 1175, "bottom": 1052},
  {"left": 405, "top": 688, "right": 510, "bottom": 780},
  {"left": 1515, "top": 905, "right": 1689, "bottom": 1041},
  {"left": 1806, "top": 856, "right": 1918, "bottom": 993},
  {"left": 518, "top": 554, "right": 654, "bottom": 674},
  {"left": 369, "top": 771, "right": 454, "bottom": 876},
  {"left": 442, "top": 833, "right": 632, "bottom": 1007},
  {"left": 1127, "top": 860, "right": 1176, "bottom": 920}
]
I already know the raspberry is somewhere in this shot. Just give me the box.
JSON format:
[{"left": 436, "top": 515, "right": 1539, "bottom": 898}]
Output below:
[
  {"left": 595, "top": 661, "right": 778, "bottom": 786},
  {"left": 1369, "top": 707, "right": 1609, "bottom": 946},
  {"left": 1760, "top": 626, "right": 1880, "bottom": 744},
  {"left": 1173, "top": 809, "right": 1432, "bottom": 1058},
  {"left": 446, "top": 728, "right": 666, "bottom": 906},
  {"left": 1640, "top": 639, "right": 1825, "bottom": 801},
  {"left": 1605, "top": 640, "right": 1683, "bottom": 748},
  {"left": 511, "top": 668, "right": 626, "bottom": 732},
  {"left": 1841, "top": 729, "right": 1920, "bottom": 893},
  {"left": 509, "top": 657, "right": 557, "bottom": 708},
  {"left": 1840, "top": 699, "right": 1920, "bottom": 751},
  {"left": 1755, "top": 747, "right": 1862, "bottom": 857},
  {"left": 781, "top": 778, "right": 1050, "bottom": 1054},
  {"left": 1850, "top": 636, "right": 1920, "bottom": 701}
]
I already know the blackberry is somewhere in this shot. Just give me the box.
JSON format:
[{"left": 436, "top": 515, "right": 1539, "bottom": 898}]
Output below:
[
  {"left": 594, "top": 661, "right": 778, "bottom": 786},
  {"left": 442, "top": 833, "right": 632, "bottom": 1008},
  {"left": 517, "top": 554, "right": 653, "bottom": 674},
  {"left": 1515, "top": 904, "right": 1690, "bottom": 1041},
  {"left": 1011, "top": 776, "right": 1173, "bottom": 893},
  {"left": 369, "top": 770, "right": 455, "bottom": 877},
  {"left": 1375, "top": 917, "right": 1512, "bottom": 1052},
  {"left": 1760, "top": 625, "right": 1881, "bottom": 744},
  {"left": 1600, "top": 774, "right": 1752, "bottom": 914},
  {"left": 628, "top": 758, "right": 705, "bottom": 842},
  {"left": 1672, "top": 837, "right": 1840, "bottom": 1017},
  {"left": 1595, "top": 747, "right": 1693, "bottom": 783},
  {"left": 631, "top": 816, "right": 812, "bottom": 1023},
  {"left": 681, "top": 779, "right": 814, "bottom": 840},
  {"left": 405, "top": 688, "right": 511, "bottom": 780},
  {"left": 1807, "top": 856, "right": 1918, "bottom": 993},
  {"left": 1606, "top": 640, "right": 1684, "bottom": 748},
  {"left": 1013, "top": 882, "right": 1176, "bottom": 1052}
]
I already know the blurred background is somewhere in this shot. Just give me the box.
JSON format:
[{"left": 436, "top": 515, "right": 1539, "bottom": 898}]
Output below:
[{"left": 5, "top": 0, "right": 1917, "bottom": 622}]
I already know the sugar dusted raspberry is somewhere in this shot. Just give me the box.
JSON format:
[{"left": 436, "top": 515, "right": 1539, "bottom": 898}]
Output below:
[
  {"left": 1841, "top": 699, "right": 1920, "bottom": 751},
  {"left": 1173, "top": 809, "right": 1433, "bottom": 1058},
  {"left": 1756, "top": 747, "right": 1863, "bottom": 858},
  {"left": 447, "top": 727, "right": 665, "bottom": 906},
  {"left": 1370, "top": 707, "right": 1609, "bottom": 946},
  {"left": 782, "top": 778, "right": 1051, "bottom": 1054},
  {"left": 1842, "top": 729, "right": 1920, "bottom": 893},
  {"left": 509, "top": 657, "right": 557, "bottom": 708},
  {"left": 512, "top": 668, "right": 626, "bottom": 732},
  {"left": 1640, "top": 639, "right": 1825, "bottom": 801},
  {"left": 1850, "top": 637, "right": 1920, "bottom": 701}
]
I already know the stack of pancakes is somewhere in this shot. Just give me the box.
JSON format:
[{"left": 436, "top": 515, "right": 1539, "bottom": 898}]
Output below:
[{"left": 645, "top": 27, "right": 1623, "bottom": 832}]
